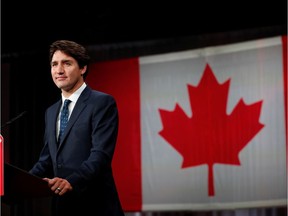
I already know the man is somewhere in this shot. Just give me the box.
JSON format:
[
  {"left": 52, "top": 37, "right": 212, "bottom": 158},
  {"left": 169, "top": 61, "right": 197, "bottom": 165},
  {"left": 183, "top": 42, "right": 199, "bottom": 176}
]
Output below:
[{"left": 29, "top": 40, "right": 125, "bottom": 216}]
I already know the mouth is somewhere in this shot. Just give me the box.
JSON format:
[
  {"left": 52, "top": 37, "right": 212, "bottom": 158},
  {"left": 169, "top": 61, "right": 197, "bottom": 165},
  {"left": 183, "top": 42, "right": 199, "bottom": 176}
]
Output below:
[{"left": 57, "top": 77, "right": 66, "bottom": 80}]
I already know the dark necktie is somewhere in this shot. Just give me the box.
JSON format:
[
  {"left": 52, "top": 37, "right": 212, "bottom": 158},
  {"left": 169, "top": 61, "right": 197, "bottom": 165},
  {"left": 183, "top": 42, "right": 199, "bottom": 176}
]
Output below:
[{"left": 58, "top": 99, "right": 71, "bottom": 143}]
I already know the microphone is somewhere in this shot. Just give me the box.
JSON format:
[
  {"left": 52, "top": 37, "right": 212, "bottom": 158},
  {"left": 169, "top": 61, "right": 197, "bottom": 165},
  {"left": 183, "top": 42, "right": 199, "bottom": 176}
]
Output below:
[{"left": 1, "top": 111, "right": 27, "bottom": 129}]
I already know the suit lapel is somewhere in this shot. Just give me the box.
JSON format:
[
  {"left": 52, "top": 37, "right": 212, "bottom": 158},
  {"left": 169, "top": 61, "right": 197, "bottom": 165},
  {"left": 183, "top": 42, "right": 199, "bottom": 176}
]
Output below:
[{"left": 47, "top": 100, "right": 62, "bottom": 155}]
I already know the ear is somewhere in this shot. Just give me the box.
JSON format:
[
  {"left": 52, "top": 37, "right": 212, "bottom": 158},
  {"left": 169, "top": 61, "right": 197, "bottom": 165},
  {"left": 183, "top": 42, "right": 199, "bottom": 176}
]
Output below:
[{"left": 81, "top": 66, "right": 87, "bottom": 75}]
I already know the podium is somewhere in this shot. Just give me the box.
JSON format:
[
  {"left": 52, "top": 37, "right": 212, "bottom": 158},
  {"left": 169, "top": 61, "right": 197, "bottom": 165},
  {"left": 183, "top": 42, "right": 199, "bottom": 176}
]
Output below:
[{"left": 2, "top": 163, "right": 53, "bottom": 204}]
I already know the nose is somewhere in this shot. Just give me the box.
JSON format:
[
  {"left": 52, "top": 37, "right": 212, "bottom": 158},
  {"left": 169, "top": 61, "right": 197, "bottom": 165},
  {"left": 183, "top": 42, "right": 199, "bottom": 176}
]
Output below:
[{"left": 54, "top": 64, "right": 64, "bottom": 74}]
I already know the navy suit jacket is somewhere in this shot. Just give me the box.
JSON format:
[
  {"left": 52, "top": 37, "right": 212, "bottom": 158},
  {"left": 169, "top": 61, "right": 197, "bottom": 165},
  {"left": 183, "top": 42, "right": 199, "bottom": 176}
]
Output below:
[{"left": 30, "top": 86, "right": 125, "bottom": 216}]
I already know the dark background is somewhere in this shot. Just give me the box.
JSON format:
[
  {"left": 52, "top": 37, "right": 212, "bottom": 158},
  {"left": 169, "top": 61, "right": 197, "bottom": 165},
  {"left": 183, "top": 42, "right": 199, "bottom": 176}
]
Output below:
[
  {"left": 1, "top": 0, "right": 287, "bottom": 215},
  {"left": 2, "top": 0, "right": 287, "bottom": 55}
]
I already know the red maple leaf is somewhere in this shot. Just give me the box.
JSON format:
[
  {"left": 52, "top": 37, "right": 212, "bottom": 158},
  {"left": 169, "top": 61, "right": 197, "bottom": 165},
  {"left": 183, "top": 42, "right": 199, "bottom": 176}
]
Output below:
[{"left": 158, "top": 64, "right": 264, "bottom": 196}]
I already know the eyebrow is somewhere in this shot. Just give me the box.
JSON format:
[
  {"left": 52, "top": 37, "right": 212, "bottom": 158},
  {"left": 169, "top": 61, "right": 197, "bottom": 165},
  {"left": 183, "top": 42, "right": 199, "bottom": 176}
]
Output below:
[{"left": 51, "top": 59, "right": 74, "bottom": 64}]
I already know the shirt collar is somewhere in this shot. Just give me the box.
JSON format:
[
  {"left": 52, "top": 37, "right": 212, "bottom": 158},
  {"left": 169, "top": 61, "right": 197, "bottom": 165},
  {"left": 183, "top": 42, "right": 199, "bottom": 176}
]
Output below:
[{"left": 61, "top": 82, "right": 87, "bottom": 104}]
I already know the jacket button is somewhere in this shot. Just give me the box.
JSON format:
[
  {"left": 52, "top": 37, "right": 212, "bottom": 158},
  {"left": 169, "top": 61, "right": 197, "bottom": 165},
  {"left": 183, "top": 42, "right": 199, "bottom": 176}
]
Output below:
[{"left": 57, "top": 164, "right": 62, "bottom": 169}]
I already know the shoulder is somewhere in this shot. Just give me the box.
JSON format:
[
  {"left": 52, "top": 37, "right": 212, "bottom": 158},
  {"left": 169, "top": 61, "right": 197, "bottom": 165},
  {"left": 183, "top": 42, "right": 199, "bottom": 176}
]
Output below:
[
  {"left": 83, "top": 86, "right": 117, "bottom": 106},
  {"left": 85, "top": 86, "right": 115, "bottom": 100},
  {"left": 48, "top": 99, "right": 61, "bottom": 109},
  {"left": 45, "top": 100, "right": 61, "bottom": 116}
]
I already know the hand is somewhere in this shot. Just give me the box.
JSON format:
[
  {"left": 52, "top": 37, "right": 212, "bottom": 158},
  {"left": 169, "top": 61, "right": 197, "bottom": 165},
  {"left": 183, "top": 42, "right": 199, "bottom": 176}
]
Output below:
[{"left": 43, "top": 177, "right": 73, "bottom": 196}]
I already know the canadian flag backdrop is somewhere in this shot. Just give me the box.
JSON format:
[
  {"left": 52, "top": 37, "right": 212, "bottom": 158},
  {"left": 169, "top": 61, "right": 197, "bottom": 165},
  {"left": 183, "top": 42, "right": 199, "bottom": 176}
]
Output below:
[{"left": 86, "top": 36, "right": 287, "bottom": 211}]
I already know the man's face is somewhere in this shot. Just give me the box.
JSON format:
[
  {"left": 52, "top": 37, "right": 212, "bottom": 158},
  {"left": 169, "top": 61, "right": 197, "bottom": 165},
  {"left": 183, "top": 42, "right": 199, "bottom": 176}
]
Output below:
[{"left": 51, "top": 50, "right": 86, "bottom": 95}]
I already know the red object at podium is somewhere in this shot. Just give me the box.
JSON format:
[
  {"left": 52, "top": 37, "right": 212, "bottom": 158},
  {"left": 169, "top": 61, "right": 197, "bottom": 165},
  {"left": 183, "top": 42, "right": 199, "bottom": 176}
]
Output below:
[{"left": 0, "top": 135, "right": 3, "bottom": 196}]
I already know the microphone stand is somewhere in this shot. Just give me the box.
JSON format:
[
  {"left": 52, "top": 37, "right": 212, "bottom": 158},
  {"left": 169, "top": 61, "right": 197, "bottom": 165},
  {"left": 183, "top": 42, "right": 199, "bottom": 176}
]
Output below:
[{"left": 1, "top": 111, "right": 27, "bottom": 130}]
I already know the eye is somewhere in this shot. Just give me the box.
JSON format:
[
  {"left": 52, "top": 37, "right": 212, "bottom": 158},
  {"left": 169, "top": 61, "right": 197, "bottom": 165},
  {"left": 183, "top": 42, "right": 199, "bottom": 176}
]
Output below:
[
  {"left": 51, "top": 62, "right": 57, "bottom": 67},
  {"left": 65, "top": 62, "right": 72, "bottom": 66}
]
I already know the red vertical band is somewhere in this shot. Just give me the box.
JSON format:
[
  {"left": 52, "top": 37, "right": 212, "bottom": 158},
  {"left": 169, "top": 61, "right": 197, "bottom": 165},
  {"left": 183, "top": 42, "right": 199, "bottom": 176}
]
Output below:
[
  {"left": 86, "top": 58, "right": 142, "bottom": 211},
  {"left": 0, "top": 135, "right": 4, "bottom": 196}
]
